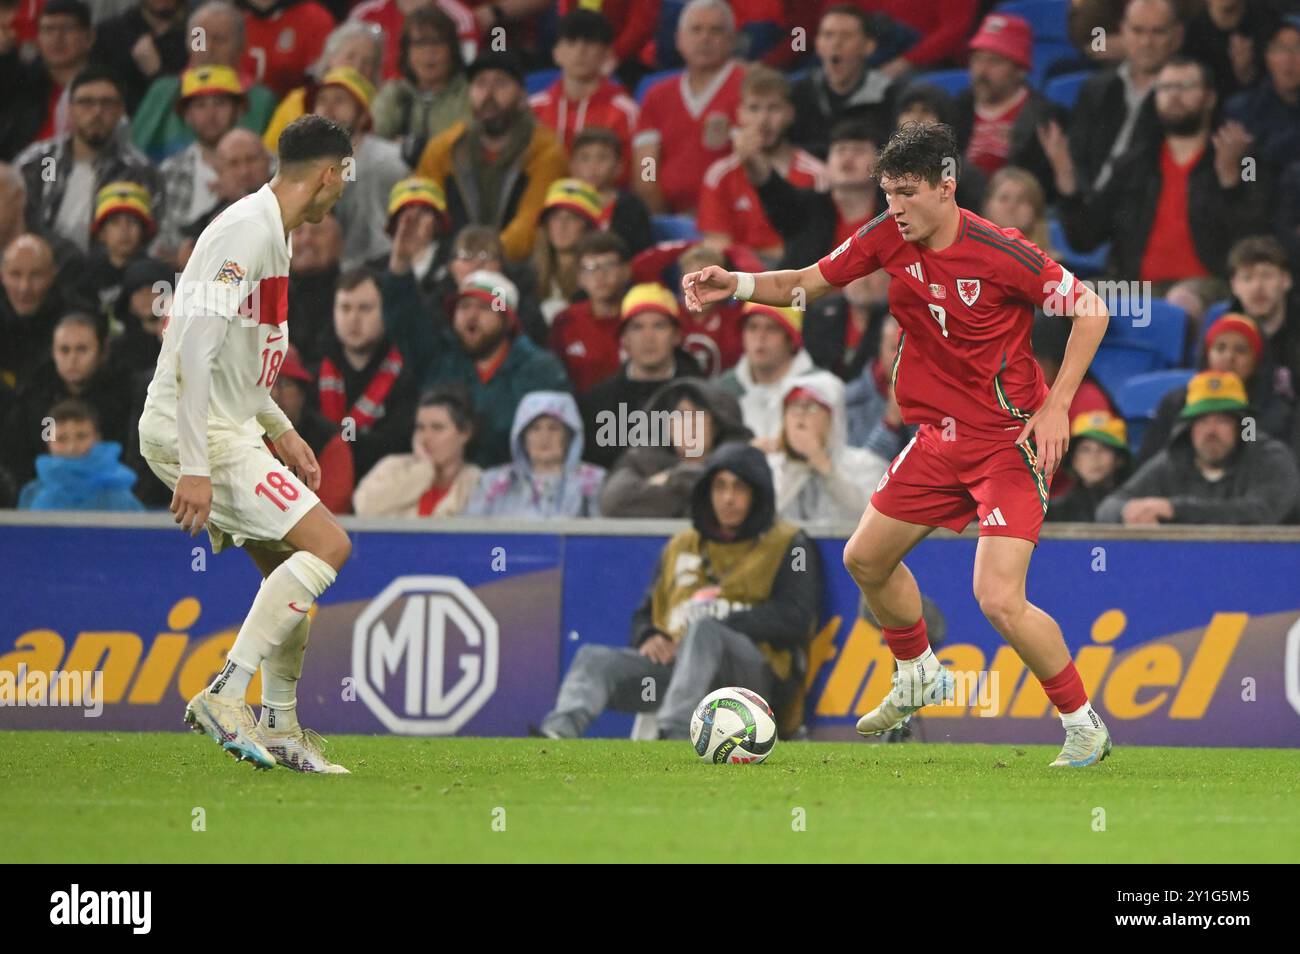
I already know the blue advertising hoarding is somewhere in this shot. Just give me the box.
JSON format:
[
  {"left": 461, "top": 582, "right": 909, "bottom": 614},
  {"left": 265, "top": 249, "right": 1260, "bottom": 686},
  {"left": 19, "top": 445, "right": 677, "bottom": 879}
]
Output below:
[{"left": 1, "top": 517, "right": 1298, "bottom": 746}]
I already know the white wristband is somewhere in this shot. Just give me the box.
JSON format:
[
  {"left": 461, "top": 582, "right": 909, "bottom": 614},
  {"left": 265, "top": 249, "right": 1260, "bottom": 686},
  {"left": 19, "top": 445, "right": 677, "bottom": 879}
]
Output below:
[{"left": 733, "top": 271, "right": 755, "bottom": 301}]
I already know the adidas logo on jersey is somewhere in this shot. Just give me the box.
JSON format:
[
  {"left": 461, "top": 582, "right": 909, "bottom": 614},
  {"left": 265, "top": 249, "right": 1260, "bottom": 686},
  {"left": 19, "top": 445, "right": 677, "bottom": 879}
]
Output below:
[
  {"left": 980, "top": 507, "right": 1008, "bottom": 527},
  {"left": 906, "top": 262, "right": 924, "bottom": 283}
]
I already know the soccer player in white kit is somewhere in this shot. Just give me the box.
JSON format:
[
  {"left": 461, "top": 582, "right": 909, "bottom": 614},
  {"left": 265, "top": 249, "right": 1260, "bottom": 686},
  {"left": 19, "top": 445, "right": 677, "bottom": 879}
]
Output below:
[{"left": 139, "top": 116, "right": 355, "bottom": 773}]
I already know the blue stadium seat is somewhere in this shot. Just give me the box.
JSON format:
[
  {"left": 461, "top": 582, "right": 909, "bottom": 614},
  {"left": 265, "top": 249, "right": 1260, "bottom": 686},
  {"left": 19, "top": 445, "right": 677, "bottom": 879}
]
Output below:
[
  {"left": 1031, "top": 40, "right": 1085, "bottom": 88},
  {"left": 994, "top": 0, "right": 1070, "bottom": 42},
  {"left": 524, "top": 69, "right": 561, "bottom": 96},
  {"left": 1108, "top": 298, "right": 1189, "bottom": 367},
  {"left": 1048, "top": 215, "right": 1109, "bottom": 278},
  {"left": 911, "top": 68, "right": 970, "bottom": 96},
  {"left": 651, "top": 214, "right": 700, "bottom": 243},
  {"left": 1044, "top": 70, "right": 1091, "bottom": 110},
  {"left": 636, "top": 69, "right": 681, "bottom": 104},
  {"left": 1115, "top": 368, "right": 1196, "bottom": 451},
  {"left": 1090, "top": 341, "right": 1164, "bottom": 397},
  {"left": 1115, "top": 369, "right": 1197, "bottom": 422}
]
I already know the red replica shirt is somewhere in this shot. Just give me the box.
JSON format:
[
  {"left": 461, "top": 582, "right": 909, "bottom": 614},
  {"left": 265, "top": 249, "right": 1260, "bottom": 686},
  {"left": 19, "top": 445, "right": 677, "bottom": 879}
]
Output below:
[
  {"left": 351, "top": 0, "right": 480, "bottom": 81},
  {"left": 530, "top": 76, "right": 639, "bottom": 155},
  {"left": 680, "top": 299, "right": 745, "bottom": 376},
  {"left": 549, "top": 301, "right": 624, "bottom": 395},
  {"left": 965, "top": 88, "right": 1028, "bottom": 178},
  {"left": 818, "top": 208, "right": 1081, "bottom": 440},
  {"left": 633, "top": 62, "right": 744, "bottom": 213},
  {"left": 1139, "top": 143, "right": 1210, "bottom": 283},
  {"left": 697, "top": 147, "right": 827, "bottom": 253},
  {"left": 244, "top": 2, "right": 335, "bottom": 97}
]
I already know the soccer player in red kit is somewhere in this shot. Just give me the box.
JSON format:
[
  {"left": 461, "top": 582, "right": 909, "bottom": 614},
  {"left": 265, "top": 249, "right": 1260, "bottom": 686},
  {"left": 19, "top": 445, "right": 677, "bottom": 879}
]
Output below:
[{"left": 683, "top": 123, "right": 1114, "bottom": 767}]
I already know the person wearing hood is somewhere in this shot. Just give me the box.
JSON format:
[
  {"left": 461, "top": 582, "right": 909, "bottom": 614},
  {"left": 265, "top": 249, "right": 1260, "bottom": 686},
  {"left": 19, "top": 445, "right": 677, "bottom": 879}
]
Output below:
[
  {"left": 580, "top": 282, "right": 703, "bottom": 471},
  {"left": 465, "top": 390, "right": 604, "bottom": 518},
  {"left": 716, "top": 300, "right": 816, "bottom": 448},
  {"left": 353, "top": 385, "right": 481, "bottom": 518},
  {"left": 1046, "top": 411, "right": 1133, "bottom": 523},
  {"left": 600, "top": 379, "right": 753, "bottom": 518},
  {"left": 1097, "top": 370, "right": 1300, "bottom": 524},
  {"left": 18, "top": 398, "right": 144, "bottom": 511},
  {"left": 768, "top": 370, "right": 888, "bottom": 524},
  {"left": 539, "top": 443, "right": 824, "bottom": 740}
]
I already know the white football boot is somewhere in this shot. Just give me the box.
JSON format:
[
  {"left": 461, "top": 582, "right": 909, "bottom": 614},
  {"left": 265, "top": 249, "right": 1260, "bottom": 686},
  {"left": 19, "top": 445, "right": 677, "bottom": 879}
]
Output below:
[
  {"left": 1049, "top": 716, "right": 1113, "bottom": 767},
  {"left": 184, "top": 690, "right": 276, "bottom": 769},
  {"left": 856, "top": 653, "right": 956, "bottom": 736},
  {"left": 255, "top": 724, "right": 350, "bottom": 774}
]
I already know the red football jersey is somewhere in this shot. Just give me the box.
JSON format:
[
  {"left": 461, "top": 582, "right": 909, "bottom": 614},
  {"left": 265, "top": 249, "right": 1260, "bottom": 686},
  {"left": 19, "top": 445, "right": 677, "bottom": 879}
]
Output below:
[
  {"left": 818, "top": 208, "right": 1081, "bottom": 440},
  {"left": 633, "top": 62, "right": 744, "bottom": 213},
  {"left": 244, "top": 2, "right": 335, "bottom": 98},
  {"left": 530, "top": 76, "right": 639, "bottom": 155},
  {"left": 549, "top": 301, "right": 624, "bottom": 395}
]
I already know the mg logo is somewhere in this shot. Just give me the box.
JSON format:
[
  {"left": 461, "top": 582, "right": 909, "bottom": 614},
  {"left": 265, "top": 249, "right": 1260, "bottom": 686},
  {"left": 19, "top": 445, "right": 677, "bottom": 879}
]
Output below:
[{"left": 352, "top": 576, "right": 499, "bottom": 734}]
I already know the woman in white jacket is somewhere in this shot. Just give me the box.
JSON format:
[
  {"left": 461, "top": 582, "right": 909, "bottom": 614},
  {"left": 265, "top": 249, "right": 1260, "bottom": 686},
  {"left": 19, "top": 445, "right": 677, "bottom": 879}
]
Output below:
[
  {"left": 352, "top": 387, "right": 482, "bottom": 517},
  {"left": 767, "top": 370, "right": 889, "bottom": 524}
]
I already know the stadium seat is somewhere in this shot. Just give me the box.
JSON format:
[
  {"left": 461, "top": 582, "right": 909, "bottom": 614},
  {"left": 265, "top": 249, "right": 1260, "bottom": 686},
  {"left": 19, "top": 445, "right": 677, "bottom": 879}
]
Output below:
[
  {"left": 911, "top": 68, "right": 970, "bottom": 96},
  {"left": 1108, "top": 298, "right": 1189, "bottom": 367},
  {"left": 1048, "top": 215, "right": 1109, "bottom": 278},
  {"left": 524, "top": 68, "right": 560, "bottom": 96},
  {"left": 1031, "top": 40, "right": 1086, "bottom": 88},
  {"left": 1116, "top": 368, "right": 1197, "bottom": 422},
  {"left": 1044, "top": 70, "right": 1091, "bottom": 110},
  {"left": 636, "top": 69, "right": 682, "bottom": 104},
  {"left": 651, "top": 214, "right": 700, "bottom": 243},
  {"left": 994, "top": 0, "right": 1070, "bottom": 42},
  {"left": 1090, "top": 341, "right": 1164, "bottom": 397}
]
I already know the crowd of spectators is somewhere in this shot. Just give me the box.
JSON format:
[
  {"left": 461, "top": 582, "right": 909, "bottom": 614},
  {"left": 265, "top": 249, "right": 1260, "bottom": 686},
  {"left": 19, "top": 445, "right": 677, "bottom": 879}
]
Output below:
[{"left": 1, "top": 0, "right": 1298, "bottom": 526}]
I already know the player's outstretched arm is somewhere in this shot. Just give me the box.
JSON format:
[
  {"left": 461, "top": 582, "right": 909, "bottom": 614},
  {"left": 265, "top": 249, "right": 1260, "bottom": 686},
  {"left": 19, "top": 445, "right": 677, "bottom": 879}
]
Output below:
[{"left": 681, "top": 263, "right": 833, "bottom": 312}]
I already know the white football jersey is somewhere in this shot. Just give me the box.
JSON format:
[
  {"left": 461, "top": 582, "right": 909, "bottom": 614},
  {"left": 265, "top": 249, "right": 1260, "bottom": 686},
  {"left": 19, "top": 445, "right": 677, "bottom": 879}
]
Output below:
[{"left": 139, "top": 184, "right": 294, "bottom": 474}]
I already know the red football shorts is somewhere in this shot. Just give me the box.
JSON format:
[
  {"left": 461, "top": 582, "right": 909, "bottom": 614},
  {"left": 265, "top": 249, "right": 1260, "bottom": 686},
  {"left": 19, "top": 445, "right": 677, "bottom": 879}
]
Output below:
[{"left": 870, "top": 423, "right": 1052, "bottom": 544}]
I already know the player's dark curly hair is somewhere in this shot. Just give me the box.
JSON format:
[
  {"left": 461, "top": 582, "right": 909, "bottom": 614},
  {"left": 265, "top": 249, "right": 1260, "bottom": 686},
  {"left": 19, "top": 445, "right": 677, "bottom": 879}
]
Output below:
[
  {"left": 278, "top": 115, "right": 354, "bottom": 166},
  {"left": 875, "top": 121, "right": 961, "bottom": 187}
]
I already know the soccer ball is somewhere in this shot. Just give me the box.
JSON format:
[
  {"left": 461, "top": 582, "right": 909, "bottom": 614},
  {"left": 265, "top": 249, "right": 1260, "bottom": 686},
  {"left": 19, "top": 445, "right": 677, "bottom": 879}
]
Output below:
[{"left": 690, "top": 687, "right": 777, "bottom": 764}]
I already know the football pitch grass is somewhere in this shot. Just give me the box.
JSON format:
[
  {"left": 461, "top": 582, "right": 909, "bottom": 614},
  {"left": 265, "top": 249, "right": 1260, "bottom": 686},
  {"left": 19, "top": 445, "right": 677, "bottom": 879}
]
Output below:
[{"left": 3, "top": 732, "right": 1297, "bottom": 863}]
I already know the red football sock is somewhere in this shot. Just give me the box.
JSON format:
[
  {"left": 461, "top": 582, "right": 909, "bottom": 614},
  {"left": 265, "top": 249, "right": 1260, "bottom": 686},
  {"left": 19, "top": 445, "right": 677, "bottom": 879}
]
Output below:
[
  {"left": 882, "top": 617, "right": 930, "bottom": 661},
  {"left": 1041, "top": 661, "right": 1089, "bottom": 714}
]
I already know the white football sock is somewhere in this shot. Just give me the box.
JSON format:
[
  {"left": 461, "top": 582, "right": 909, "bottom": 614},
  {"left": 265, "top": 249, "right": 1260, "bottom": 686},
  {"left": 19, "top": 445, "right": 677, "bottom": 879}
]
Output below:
[
  {"left": 259, "top": 614, "right": 310, "bottom": 731},
  {"left": 209, "top": 658, "right": 255, "bottom": 699},
  {"left": 259, "top": 701, "right": 299, "bottom": 732},
  {"left": 1060, "top": 701, "right": 1101, "bottom": 729},
  {"left": 226, "top": 551, "right": 336, "bottom": 674},
  {"left": 898, "top": 647, "right": 941, "bottom": 683}
]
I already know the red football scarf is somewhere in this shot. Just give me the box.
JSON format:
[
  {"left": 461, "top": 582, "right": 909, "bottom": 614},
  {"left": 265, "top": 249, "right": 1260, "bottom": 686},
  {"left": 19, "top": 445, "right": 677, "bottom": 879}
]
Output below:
[{"left": 318, "top": 347, "right": 404, "bottom": 430}]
